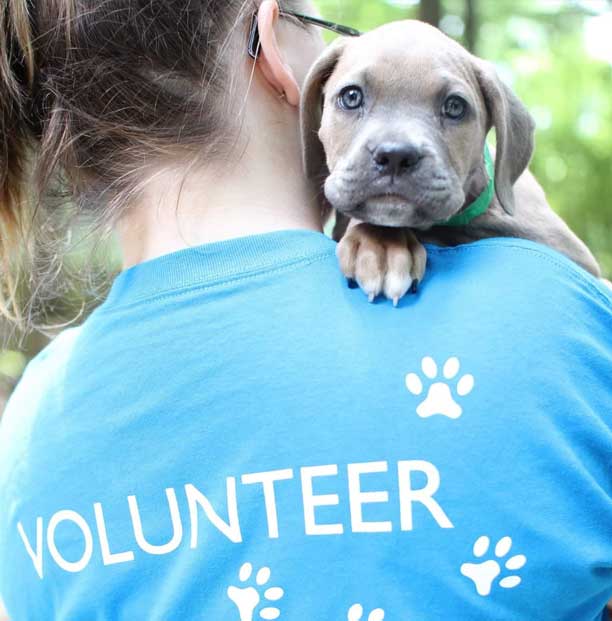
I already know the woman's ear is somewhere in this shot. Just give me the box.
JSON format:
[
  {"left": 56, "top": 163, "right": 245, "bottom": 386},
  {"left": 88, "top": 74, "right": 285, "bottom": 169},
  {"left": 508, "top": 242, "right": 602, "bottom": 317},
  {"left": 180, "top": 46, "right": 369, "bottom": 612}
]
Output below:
[{"left": 256, "top": 0, "right": 300, "bottom": 106}]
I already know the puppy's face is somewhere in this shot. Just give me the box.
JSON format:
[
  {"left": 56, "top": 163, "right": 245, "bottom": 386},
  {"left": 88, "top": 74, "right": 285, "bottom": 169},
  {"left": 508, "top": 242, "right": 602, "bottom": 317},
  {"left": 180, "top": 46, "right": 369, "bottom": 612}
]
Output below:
[{"left": 301, "top": 21, "right": 535, "bottom": 228}]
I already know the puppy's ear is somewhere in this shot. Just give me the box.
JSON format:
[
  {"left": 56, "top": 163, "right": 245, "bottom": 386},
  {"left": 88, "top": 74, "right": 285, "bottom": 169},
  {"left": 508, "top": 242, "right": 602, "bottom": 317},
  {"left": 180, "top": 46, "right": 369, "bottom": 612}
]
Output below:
[
  {"left": 475, "top": 61, "right": 536, "bottom": 215},
  {"left": 300, "top": 37, "right": 348, "bottom": 180}
]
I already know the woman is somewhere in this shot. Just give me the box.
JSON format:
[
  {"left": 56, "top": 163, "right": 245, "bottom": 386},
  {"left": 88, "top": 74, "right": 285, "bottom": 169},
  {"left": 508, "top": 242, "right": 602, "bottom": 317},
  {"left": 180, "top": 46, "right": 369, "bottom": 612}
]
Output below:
[{"left": 0, "top": 1, "right": 611, "bottom": 619}]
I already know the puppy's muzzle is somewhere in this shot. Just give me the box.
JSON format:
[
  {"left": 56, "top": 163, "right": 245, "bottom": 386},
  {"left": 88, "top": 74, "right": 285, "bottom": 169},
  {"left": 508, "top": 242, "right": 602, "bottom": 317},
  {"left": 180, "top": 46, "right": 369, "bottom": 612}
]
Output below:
[{"left": 372, "top": 142, "right": 424, "bottom": 178}]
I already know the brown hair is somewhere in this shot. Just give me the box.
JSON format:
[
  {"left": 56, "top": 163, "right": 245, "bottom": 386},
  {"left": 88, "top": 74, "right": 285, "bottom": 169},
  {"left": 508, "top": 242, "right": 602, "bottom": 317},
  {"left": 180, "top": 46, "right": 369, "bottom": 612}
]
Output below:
[{"left": 0, "top": 0, "right": 299, "bottom": 333}]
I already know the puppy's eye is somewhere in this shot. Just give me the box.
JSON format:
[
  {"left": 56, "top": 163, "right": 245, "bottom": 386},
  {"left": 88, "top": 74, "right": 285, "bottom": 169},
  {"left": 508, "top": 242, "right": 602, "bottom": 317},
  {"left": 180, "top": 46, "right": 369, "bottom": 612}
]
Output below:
[
  {"left": 442, "top": 95, "right": 468, "bottom": 120},
  {"left": 338, "top": 86, "right": 364, "bottom": 110}
]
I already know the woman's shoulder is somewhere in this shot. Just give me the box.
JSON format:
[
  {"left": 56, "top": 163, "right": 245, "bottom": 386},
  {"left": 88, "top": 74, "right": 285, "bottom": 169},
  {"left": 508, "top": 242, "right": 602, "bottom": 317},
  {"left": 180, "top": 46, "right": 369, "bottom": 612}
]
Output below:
[
  {"left": 17, "top": 325, "right": 81, "bottom": 383},
  {"left": 0, "top": 326, "right": 82, "bottom": 432},
  {"left": 427, "top": 237, "right": 612, "bottom": 306},
  {"left": 419, "top": 238, "right": 612, "bottom": 339}
]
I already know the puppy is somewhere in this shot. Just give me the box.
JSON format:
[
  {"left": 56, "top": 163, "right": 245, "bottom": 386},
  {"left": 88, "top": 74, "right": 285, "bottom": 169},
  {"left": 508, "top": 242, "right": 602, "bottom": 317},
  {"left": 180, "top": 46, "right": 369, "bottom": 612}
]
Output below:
[{"left": 300, "top": 20, "right": 601, "bottom": 304}]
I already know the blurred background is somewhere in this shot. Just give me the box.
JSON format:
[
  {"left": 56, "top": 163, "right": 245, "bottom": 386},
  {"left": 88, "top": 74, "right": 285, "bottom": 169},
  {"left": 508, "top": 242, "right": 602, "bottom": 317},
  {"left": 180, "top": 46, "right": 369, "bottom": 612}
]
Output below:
[{"left": 0, "top": 0, "right": 611, "bottom": 414}]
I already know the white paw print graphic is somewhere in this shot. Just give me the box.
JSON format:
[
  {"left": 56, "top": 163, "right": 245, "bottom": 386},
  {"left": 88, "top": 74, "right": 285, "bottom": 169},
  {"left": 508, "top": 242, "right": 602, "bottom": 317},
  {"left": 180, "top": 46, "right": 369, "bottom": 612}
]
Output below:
[
  {"left": 227, "top": 562, "right": 284, "bottom": 620},
  {"left": 460, "top": 535, "right": 527, "bottom": 596},
  {"left": 405, "top": 356, "right": 474, "bottom": 419},
  {"left": 347, "top": 603, "right": 385, "bottom": 621}
]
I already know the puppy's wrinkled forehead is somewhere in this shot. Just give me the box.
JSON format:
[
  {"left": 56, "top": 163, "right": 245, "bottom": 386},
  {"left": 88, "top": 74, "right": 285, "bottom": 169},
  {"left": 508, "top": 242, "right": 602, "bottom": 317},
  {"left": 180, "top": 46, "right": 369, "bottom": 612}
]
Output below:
[{"left": 326, "top": 20, "right": 478, "bottom": 106}]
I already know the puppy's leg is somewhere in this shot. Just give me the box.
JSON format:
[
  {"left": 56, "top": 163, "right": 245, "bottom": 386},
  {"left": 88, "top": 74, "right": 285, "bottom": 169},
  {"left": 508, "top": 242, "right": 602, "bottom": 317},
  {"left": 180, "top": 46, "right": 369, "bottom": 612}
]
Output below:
[
  {"left": 336, "top": 222, "right": 427, "bottom": 306},
  {"left": 332, "top": 212, "right": 350, "bottom": 242}
]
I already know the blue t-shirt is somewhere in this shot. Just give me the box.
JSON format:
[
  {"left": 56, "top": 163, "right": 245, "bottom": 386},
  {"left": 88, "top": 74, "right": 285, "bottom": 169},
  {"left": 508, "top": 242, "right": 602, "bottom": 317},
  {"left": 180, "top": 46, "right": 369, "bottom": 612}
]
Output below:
[{"left": 0, "top": 231, "right": 611, "bottom": 621}]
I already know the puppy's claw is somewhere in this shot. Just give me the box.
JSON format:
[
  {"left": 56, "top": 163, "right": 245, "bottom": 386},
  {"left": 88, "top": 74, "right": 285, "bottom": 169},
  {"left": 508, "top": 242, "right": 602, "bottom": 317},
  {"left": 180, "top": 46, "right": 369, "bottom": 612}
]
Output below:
[{"left": 337, "top": 223, "right": 427, "bottom": 305}]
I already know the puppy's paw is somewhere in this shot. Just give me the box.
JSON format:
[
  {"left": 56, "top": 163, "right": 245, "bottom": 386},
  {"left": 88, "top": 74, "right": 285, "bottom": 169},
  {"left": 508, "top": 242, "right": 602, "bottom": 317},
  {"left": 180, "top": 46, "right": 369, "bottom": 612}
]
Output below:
[{"left": 336, "top": 223, "right": 427, "bottom": 306}]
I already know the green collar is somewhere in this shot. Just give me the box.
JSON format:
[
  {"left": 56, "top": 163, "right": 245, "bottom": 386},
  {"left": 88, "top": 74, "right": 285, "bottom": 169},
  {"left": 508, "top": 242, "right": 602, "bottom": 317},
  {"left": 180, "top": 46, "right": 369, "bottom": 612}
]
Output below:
[{"left": 437, "top": 145, "right": 494, "bottom": 227}]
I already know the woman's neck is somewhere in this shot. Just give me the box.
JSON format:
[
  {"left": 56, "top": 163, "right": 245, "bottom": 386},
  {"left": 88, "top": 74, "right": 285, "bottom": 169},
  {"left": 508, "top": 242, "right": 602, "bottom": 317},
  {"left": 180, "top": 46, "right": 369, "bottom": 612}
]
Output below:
[{"left": 117, "top": 103, "right": 322, "bottom": 269}]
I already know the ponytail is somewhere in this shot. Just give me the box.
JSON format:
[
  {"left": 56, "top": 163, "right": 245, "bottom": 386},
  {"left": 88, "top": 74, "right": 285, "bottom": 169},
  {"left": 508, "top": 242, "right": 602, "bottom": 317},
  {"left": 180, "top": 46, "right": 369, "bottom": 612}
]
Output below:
[
  {"left": 0, "top": 0, "right": 37, "bottom": 327},
  {"left": 0, "top": 0, "right": 307, "bottom": 334}
]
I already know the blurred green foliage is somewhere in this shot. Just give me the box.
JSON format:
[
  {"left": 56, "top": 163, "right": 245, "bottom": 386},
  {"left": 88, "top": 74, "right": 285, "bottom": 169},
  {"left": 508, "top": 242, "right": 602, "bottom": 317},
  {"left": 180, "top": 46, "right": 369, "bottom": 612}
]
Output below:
[
  {"left": 0, "top": 350, "right": 26, "bottom": 380},
  {"left": 316, "top": 0, "right": 612, "bottom": 275}
]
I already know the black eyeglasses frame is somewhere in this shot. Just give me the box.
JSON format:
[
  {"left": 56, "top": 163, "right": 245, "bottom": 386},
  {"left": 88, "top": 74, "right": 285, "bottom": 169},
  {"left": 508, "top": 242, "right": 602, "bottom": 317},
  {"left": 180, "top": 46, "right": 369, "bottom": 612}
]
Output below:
[{"left": 248, "top": 10, "right": 361, "bottom": 60}]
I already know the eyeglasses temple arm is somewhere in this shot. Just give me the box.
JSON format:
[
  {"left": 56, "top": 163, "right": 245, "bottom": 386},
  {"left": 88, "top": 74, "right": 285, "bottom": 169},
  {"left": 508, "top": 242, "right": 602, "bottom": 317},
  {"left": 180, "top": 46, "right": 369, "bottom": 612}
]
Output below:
[
  {"left": 248, "top": 11, "right": 361, "bottom": 60},
  {"left": 281, "top": 11, "right": 362, "bottom": 37}
]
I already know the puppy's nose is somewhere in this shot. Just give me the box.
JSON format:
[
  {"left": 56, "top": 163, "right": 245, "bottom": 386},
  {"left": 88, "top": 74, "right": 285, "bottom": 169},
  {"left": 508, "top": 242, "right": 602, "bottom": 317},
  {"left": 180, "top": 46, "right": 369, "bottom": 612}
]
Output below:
[{"left": 373, "top": 143, "right": 423, "bottom": 176}]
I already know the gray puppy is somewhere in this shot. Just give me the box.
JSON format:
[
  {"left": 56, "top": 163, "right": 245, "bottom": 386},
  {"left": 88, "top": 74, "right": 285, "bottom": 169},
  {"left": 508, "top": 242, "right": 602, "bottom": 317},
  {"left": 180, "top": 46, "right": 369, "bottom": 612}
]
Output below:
[{"left": 301, "top": 20, "right": 601, "bottom": 304}]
